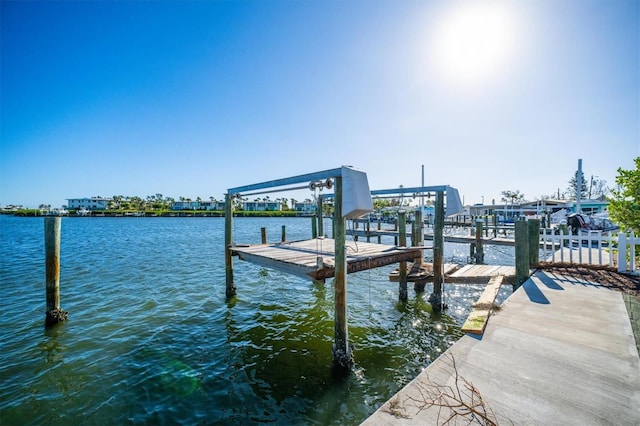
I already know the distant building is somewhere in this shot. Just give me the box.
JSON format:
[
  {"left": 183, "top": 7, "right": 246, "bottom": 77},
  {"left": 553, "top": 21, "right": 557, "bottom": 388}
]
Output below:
[
  {"left": 294, "top": 201, "right": 316, "bottom": 215},
  {"left": 172, "top": 201, "right": 200, "bottom": 210},
  {"left": 242, "top": 201, "right": 282, "bottom": 212},
  {"left": 66, "top": 197, "right": 111, "bottom": 210},
  {"left": 171, "top": 201, "right": 225, "bottom": 211}
]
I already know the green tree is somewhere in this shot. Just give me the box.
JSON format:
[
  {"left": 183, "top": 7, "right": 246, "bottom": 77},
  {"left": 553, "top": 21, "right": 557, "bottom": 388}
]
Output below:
[
  {"left": 608, "top": 157, "right": 640, "bottom": 234},
  {"left": 567, "top": 171, "right": 588, "bottom": 199},
  {"left": 500, "top": 190, "right": 525, "bottom": 205}
]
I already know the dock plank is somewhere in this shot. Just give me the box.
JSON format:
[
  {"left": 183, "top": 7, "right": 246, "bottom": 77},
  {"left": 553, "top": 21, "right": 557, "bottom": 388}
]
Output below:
[
  {"left": 461, "top": 275, "right": 505, "bottom": 335},
  {"left": 231, "top": 238, "right": 422, "bottom": 280},
  {"left": 448, "top": 264, "right": 515, "bottom": 283}
]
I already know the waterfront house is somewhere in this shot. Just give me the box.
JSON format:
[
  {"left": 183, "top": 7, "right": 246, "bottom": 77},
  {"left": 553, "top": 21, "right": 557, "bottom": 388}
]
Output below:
[
  {"left": 243, "top": 201, "right": 282, "bottom": 212},
  {"left": 294, "top": 201, "right": 316, "bottom": 215},
  {"left": 66, "top": 197, "right": 111, "bottom": 210}
]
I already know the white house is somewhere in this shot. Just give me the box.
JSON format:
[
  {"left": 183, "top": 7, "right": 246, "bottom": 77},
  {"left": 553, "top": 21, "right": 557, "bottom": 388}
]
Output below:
[
  {"left": 242, "top": 201, "right": 282, "bottom": 212},
  {"left": 294, "top": 201, "right": 316, "bottom": 215},
  {"left": 66, "top": 197, "right": 111, "bottom": 210}
]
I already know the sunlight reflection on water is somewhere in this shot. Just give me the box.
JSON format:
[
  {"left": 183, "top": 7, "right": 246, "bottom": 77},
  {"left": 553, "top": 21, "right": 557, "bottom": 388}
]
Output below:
[{"left": 0, "top": 216, "right": 514, "bottom": 425}]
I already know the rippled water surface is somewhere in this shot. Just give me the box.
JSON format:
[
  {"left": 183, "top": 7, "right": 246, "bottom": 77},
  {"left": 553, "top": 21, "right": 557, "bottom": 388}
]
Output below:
[{"left": 0, "top": 216, "right": 514, "bottom": 425}]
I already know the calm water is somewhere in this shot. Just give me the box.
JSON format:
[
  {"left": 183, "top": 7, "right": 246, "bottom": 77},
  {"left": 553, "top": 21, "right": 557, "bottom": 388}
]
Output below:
[{"left": 0, "top": 215, "right": 514, "bottom": 425}]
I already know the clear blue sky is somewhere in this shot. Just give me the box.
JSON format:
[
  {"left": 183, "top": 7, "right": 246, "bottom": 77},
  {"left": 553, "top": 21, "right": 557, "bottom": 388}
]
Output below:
[{"left": 1, "top": 0, "right": 638, "bottom": 208}]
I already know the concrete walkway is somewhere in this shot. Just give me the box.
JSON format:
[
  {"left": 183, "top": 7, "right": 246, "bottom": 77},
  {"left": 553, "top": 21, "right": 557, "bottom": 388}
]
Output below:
[{"left": 362, "top": 270, "right": 640, "bottom": 425}]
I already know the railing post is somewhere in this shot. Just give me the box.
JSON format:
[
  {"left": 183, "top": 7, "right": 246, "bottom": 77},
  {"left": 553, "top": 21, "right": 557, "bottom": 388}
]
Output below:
[
  {"left": 618, "top": 232, "right": 627, "bottom": 273},
  {"left": 630, "top": 231, "right": 636, "bottom": 273}
]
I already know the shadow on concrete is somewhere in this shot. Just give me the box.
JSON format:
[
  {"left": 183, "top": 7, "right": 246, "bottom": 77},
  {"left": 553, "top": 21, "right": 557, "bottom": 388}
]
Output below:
[
  {"left": 522, "top": 279, "right": 550, "bottom": 304},
  {"left": 537, "top": 272, "right": 565, "bottom": 291}
]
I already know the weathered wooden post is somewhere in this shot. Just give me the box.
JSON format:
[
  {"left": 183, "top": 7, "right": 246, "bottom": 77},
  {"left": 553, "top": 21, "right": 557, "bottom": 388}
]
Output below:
[
  {"left": 311, "top": 216, "right": 318, "bottom": 239},
  {"left": 393, "top": 221, "right": 398, "bottom": 246},
  {"left": 281, "top": 225, "right": 286, "bottom": 242},
  {"left": 414, "top": 209, "right": 424, "bottom": 266},
  {"left": 398, "top": 211, "right": 408, "bottom": 301},
  {"left": 515, "top": 219, "right": 530, "bottom": 289},
  {"left": 225, "top": 193, "right": 236, "bottom": 298},
  {"left": 377, "top": 218, "right": 382, "bottom": 244},
  {"left": 412, "top": 209, "right": 426, "bottom": 292},
  {"left": 429, "top": 191, "right": 445, "bottom": 310},
  {"left": 45, "top": 217, "right": 68, "bottom": 326},
  {"left": 475, "top": 219, "right": 484, "bottom": 264},
  {"left": 528, "top": 219, "right": 540, "bottom": 266},
  {"left": 493, "top": 214, "right": 498, "bottom": 237},
  {"left": 317, "top": 194, "right": 324, "bottom": 238},
  {"left": 482, "top": 215, "right": 487, "bottom": 237},
  {"left": 332, "top": 175, "right": 352, "bottom": 368},
  {"left": 261, "top": 227, "right": 267, "bottom": 244}
]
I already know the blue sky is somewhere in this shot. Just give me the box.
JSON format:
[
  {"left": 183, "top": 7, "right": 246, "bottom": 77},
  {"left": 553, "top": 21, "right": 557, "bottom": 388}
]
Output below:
[{"left": 1, "top": 0, "right": 638, "bottom": 208}]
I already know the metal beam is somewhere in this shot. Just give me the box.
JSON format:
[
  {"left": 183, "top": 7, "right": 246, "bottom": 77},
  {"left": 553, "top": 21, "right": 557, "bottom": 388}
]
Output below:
[{"left": 227, "top": 167, "right": 343, "bottom": 194}]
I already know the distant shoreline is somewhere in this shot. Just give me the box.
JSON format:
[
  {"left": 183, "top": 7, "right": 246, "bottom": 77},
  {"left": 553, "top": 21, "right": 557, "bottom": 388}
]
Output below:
[{"left": 0, "top": 210, "right": 307, "bottom": 218}]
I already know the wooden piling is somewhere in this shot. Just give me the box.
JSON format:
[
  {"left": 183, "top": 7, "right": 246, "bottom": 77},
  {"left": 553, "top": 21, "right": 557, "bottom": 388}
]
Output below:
[
  {"left": 429, "top": 191, "right": 445, "bottom": 310},
  {"left": 475, "top": 220, "right": 484, "bottom": 264},
  {"left": 224, "top": 193, "right": 236, "bottom": 298},
  {"left": 377, "top": 218, "right": 382, "bottom": 244},
  {"left": 484, "top": 216, "right": 489, "bottom": 237},
  {"left": 414, "top": 209, "right": 424, "bottom": 266},
  {"left": 317, "top": 195, "right": 324, "bottom": 238},
  {"left": 332, "top": 175, "right": 352, "bottom": 368},
  {"left": 45, "top": 217, "right": 67, "bottom": 325},
  {"left": 398, "top": 211, "right": 408, "bottom": 301},
  {"left": 311, "top": 216, "right": 318, "bottom": 239},
  {"left": 514, "top": 219, "right": 530, "bottom": 289},
  {"left": 528, "top": 219, "right": 540, "bottom": 266},
  {"left": 281, "top": 225, "right": 286, "bottom": 243},
  {"left": 261, "top": 227, "right": 267, "bottom": 244}
]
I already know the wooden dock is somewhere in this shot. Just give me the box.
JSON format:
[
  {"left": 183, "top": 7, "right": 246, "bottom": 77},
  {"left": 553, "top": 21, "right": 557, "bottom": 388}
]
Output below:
[
  {"left": 388, "top": 263, "right": 516, "bottom": 284},
  {"left": 231, "top": 238, "right": 422, "bottom": 281},
  {"left": 348, "top": 229, "right": 516, "bottom": 246}
]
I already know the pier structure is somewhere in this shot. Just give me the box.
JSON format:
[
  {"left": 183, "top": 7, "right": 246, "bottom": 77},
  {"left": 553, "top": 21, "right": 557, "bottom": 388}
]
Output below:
[
  {"left": 224, "top": 168, "right": 469, "bottom": 367},
  {"left": 226, "top": 166, "right": 379, "bottom": 368}
]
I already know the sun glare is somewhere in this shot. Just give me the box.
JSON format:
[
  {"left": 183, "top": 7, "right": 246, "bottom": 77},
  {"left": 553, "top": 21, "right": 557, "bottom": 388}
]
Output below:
[{"left": 427, "top": 1, "right": 520, "bottom": 92}]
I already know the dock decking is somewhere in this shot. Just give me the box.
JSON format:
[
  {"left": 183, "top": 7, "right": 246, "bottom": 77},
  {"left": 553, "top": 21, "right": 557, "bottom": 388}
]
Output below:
[
  {"left": 232, "top": 238, "right": 516, "bottom": 284},
  {"left": 231, "top": 238, "right": 422, "bottom": 281}
]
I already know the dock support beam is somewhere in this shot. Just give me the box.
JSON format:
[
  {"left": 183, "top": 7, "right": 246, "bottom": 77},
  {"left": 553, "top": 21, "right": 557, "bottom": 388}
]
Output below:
[
  {"left": 332, "top": 176, "right": 352, "bottom": 369},
  {"left": 475, "top": 220, "right": 484, "bottom": 264},
  {"left": 398, "top": 211, "right": 408, "bottom": 301},
  {"left": 317, "top": 195, "right": 324, "bottom": 238},
  {"left": 225, "top": 193, "right": 236, "bottom": 298},
  {"left": 528, "top": 219, "right": 540, "bottom": 266},
  {"left": 45, "top": 217, "right": 67, "bottom": 326},
  {"left": 515, "top": 219, "right": 530, "bottom": 289},
  {"left": 429, "top": 191, "right": 445, "bottom": 311}
]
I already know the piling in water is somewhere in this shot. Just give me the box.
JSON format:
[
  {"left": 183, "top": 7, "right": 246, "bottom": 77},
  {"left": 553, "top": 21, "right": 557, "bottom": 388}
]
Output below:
[
  {"left": 398, "top": 211, "right": 408, "bottom": 301},
  {"left": 44, "top": 217, "right": 68, "bottom": 326}
]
